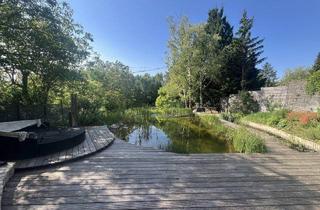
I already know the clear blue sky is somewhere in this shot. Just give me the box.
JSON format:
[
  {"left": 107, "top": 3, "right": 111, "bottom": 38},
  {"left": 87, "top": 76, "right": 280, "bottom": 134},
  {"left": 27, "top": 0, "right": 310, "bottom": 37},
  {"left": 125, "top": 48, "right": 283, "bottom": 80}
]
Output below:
[{"left": 67, "top": 0, "right": 320, "bottom": 78}]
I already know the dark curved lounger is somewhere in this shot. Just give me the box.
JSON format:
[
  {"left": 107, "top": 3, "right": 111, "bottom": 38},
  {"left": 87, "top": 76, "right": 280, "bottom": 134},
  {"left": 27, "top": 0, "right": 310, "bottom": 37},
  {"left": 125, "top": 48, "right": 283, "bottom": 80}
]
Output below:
[{"left": 0, "top": 127, "right": 85, "bottom": 161}]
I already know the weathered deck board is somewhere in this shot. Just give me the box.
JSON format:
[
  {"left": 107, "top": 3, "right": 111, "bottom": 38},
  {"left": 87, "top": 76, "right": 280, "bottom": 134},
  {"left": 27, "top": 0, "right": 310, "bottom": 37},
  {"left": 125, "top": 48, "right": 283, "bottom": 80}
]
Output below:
[
  {"left": 0, "top": 120, "right": 40, "bottom": 132},
  {"left": 0, "top": 162, "right": 15, "bottom": 210},
  {"left": 3, "top": 128, "right": 320, "bottom": 210},
  {"left": 14, "top": 126, "right": 115, "bottom": 170}
]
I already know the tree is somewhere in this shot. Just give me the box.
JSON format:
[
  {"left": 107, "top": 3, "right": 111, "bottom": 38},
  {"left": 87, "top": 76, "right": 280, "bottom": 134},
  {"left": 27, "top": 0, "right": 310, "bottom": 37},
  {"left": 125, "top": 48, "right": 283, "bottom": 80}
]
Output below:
[
  {"left": 166, "top": 16, "right": 197, "bottom": 108},
  {"left": 306, "top": 53, "right": 320, "bottom": 94},
  {"left": 306, "top": 71, "right": 320, "bottom": 95},
  {"left": 0, "top": 0, "right": 92, "bottom": 108},
  {"left": 312, "top": 52, "right": 320, "bottom": 72},
  {"left": 259, "top": 63, "right": 277, "bottom": 87},
  {"left": 235, "top": 10, "right": 265, "bottom": 90},
  {"left": 205, "top": 8, "right": 233, "bottom": 49},
  {"left": 279, "top": 67, "right": 311, "bottom": 85}
]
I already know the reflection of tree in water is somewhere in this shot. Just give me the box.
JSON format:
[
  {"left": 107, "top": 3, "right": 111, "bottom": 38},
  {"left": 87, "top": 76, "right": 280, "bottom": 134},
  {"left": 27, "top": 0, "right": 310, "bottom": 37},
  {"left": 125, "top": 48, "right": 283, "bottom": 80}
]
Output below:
[
  {"left": 136, "top": 124, "right": 152, "bottom": 146},
  {"left": 115, "top": 115, "right": 233, "bottom": 153},
  {"left": 157, "top": 117, "right": 233, "bottom": 153}
]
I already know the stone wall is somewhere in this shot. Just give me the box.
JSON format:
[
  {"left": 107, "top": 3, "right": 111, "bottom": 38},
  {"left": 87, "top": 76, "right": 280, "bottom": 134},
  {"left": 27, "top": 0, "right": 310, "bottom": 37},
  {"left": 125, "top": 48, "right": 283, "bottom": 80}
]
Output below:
[{"left": 228, "top": 81, "right": 320, "bottom": 112}]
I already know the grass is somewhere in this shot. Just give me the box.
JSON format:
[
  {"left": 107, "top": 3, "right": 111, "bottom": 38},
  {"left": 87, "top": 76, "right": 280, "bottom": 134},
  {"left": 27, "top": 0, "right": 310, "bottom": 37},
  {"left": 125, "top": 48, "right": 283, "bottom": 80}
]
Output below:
[
  {"left": 242, "top": 110, "right": 320, "bottom": 143},
  {"left": 228, "top": 128, "right": 267, "bottom": 153},
  {"left": 199, "top": 115, "right": 267, "bottom": 153}
]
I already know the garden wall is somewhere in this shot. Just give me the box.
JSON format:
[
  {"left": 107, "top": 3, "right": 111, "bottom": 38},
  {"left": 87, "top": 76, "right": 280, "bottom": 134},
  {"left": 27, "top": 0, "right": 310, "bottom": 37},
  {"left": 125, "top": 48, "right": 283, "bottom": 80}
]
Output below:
[{"left": 227, "top": 81, "right": 320, "bottom": 112}]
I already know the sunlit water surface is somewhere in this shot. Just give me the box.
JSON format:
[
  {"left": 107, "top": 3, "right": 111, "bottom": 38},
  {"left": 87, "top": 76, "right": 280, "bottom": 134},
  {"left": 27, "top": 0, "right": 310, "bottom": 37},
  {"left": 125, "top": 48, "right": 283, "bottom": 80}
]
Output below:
[{"left": 113, "top": 117, "right": 234, "bottom": 154}]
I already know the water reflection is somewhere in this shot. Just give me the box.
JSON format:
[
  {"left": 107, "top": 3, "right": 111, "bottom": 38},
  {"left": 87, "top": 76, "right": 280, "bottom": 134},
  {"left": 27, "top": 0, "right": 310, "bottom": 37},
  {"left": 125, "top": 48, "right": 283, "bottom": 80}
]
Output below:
[{"left": 113, "top": 117, "right": 234, "bottom": 154}]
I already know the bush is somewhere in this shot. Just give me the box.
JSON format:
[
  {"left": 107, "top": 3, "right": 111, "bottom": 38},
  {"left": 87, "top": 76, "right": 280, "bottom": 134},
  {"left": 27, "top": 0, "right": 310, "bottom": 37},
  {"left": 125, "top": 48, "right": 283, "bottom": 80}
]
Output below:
[
  {"left": 221, "top": 112, "right": 243, "bottom": 123},
  {"left": 229, "top": 91, "right": 260, "bottom": 114},
  {"left": 243, "top": 109, "right": 289, "bottom": 127},
  {"left": 230, "top": 128, "right": 267, "bottom": 153},
  {"left": 266, "top": 115, "right": 282, "bottom": 126},
  {"left": 79, "top": 110, "right": 108, "bottom": 126},
  {"left": 287, "top": 111, "right": 318, "bottom": 125},
  {"left": 277, "top": 119, "right": 289, "bottom": 128}
]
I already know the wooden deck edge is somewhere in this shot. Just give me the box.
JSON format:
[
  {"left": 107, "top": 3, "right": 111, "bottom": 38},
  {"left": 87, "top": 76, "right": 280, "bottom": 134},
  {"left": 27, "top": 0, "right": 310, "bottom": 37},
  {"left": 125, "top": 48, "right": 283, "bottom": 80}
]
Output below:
[
  {"left": 242, "top": 120, "right": 320, "bottom": 152},
  {"left": 15, "top": 138, "right": 115, "bottom": 171},
  {"left": 0, "top": 162, "right": 15, "bottom": 209}
]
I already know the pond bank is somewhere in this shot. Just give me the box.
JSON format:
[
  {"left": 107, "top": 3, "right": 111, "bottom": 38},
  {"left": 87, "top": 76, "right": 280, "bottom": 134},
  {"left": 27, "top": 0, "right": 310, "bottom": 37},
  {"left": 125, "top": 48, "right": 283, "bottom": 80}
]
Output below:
[{"left": 242, "top": 120, "right": 320, "bottom": 152}]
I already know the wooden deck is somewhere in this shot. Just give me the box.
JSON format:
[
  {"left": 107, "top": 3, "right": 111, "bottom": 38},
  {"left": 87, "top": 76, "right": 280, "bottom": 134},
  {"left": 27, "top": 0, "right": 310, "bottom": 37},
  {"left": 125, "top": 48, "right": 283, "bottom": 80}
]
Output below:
[
  {"left": 15, "top": 126, "right": 115, "bottom": 170},
  {"left": 0, "top": 120, "right": 40, "bottom": 132},
  {"left": 2, "top": 130, "right": 320, "bottom": 209}
]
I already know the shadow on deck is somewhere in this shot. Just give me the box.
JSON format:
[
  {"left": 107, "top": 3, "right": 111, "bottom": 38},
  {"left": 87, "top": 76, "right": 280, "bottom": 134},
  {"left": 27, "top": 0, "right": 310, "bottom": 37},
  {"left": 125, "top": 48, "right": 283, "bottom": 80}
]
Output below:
[{"left": 2, "top": 137, "right": 320, "bottom": 209}]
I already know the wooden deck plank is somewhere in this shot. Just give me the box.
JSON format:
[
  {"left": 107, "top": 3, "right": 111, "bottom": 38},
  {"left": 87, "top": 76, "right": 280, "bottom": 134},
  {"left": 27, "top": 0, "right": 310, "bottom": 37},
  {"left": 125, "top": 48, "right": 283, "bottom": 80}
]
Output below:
[
  {"left": 3, "top": 128, "right": 320, "bottom": 209},
  {"left": 14, "top": 126, "right": 115, "bottom": 170}
]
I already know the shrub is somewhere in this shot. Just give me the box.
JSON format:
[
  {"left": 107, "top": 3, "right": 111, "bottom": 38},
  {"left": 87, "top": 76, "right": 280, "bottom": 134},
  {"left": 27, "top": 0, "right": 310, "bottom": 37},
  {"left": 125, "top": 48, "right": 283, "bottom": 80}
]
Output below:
[
  {"left": 221, "top": 112, "right": 243, "bottom": 123},
  {"left": 79, "top": 110, "right": 108, "bottom": 126},
  {"left": 277, "top": 119, "right": 289, "bottom": 128},
  {"left": 230, "top": 128, "right": 267, "bottom": 153},
  {"left": 287, "top": 111, "right": 318, "bottom": 125},
  {"left": 243, "top": 109, "right": 289, "bottom": 127},
  {"left": 266, "top": 115, "right": 282, "bottom": 126},
  {"left": 229, "top": 91, "right": 260, "bottom": 114}
]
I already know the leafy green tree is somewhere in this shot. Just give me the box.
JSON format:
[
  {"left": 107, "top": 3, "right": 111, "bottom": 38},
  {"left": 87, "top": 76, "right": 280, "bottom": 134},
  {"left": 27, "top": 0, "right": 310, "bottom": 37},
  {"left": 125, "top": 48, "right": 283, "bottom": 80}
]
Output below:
[
  {"left": 279, "top": 67, "right": 311, "bottom": 85},
  {"left": 306, "top": 71, "right": 320, "bottom": 95},
  {"left": 166, "top": 16, "right": 197, "bottom": 108},
  {"left": 306, "top": 53, "right": 320, "bottom": 94},
  {"left": 312, "top": 52, "right": 320, "bottom": 72},
  {"left": 235, "top": 10, "right": 265, "bottom": 90},
  {"left": 259, "top": 62, "right": 277, "bottom": 87},
  {"left": 0, "top": 0, "right": 92, "bottom": 107}
]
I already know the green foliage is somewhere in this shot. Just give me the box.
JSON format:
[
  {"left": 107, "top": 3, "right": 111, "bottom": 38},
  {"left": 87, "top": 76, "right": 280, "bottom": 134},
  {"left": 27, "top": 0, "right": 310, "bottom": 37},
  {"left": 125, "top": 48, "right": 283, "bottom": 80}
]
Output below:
[
  {"left": 198, "top": 115, "right": 266, "bottom": 153},
  {"left": 165, "top": 9, "right": 265, "bottom": 110},
  {"left": 243, "top": 109, "right": 320, "bottom": 143},
  {"left": 235, "top": 10, "right": 265, "bottom": 90},
  {"left": 155, "top": 85, "right": 182, "bottom": 108},
  {"left": 306, "top": 70, "right": 320, "bottom": 95},
  {"left": 0, "top": 0, "right": 92, "bottom": 106},
  {"left": 229, "top": 91, "right": 260, "bottom": 114},
  {"left": 312, "top": 52, "right": 320, "bottom": 72},
  {"left": 221, "top": 112, "right": 243, "bottom": 123},
  {"left": 205, "top": 8, "right": 233, "bottom": 48},
  {"left": 279, "top": 67, "right": 311, "bottom": 85},
  {"left": 259, "top": 63, "right": 277, "bottom": 87},
  {"left": 198, "top": 115, "right": 229, "bottom": 136},
  {"left": 156, "top": 107, "right": 193, "bottom": 118},
  {"left": 229, "top": 128, "right": 267, "bottom": 153},
  {"left": 243, "top": 109, "right": 289, "bottom": 126},
  {"left": 265, "top": 101, "right": 282, "bottom": 112}
]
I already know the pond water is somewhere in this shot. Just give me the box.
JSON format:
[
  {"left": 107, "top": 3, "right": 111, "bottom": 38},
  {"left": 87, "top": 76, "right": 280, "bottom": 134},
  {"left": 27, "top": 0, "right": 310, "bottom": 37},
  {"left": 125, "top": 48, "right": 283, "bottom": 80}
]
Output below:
[{"left": 113, "top": 116, "right": 234, "bottom": 154}]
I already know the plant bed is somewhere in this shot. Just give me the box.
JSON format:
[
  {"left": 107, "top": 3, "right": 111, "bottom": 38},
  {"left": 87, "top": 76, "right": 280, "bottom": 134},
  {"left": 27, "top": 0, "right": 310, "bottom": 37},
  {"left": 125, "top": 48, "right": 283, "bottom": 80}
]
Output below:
[
  {"left": 241, "top": 120, "right": 320, "bottom": 152},
  {"left": 242, "top": 110, "right": 320, "bottom": 144}
]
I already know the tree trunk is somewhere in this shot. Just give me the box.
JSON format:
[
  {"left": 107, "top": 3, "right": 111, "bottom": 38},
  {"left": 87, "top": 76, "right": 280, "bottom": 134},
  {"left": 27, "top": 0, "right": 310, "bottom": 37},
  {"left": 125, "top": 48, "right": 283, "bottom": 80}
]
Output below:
[
  {"left": 199, "top": 80, "right": 203, "bottom": 107},
  {"left": 241, "top": 65, "right": 246, "bottom": 90},
  {"left": 183, "top": 89, "right": 187, "bottom": 108},
  {"left": 43, "top": 91, "right": 49, "bottom": 121},
  {"left": 199, "top": 85, "right": 203, "bottom": 107},
  {"left": 187, "top": 66, "right": 192, "bottom": 109},
  {"left": 21, "top": 71, "right": 30, "bottom": 104}
]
